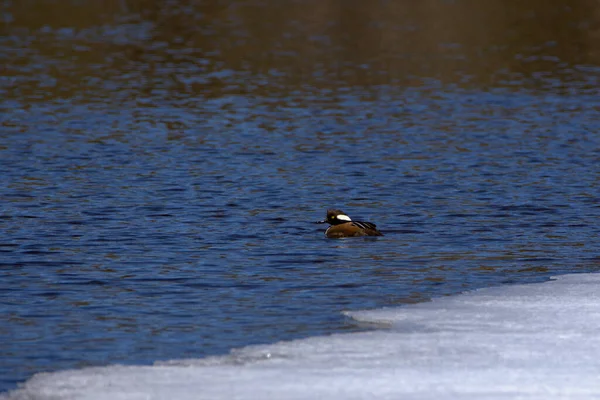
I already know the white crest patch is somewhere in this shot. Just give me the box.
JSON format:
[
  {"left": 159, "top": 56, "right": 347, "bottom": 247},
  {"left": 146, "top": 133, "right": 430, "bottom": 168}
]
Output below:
[{"left": 336, "top": 214, "right": 352, "bottom": 221}]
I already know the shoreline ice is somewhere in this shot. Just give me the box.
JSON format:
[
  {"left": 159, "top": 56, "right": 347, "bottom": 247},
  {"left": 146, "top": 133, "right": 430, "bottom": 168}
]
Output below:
[{"left": 4, "top": 273, "right": 600, "bottom": 399}]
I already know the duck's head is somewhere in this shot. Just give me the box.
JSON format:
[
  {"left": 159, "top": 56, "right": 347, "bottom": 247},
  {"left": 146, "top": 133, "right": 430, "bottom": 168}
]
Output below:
[{"left": 316, "top": 209, "right": 352, "bottom": 225}]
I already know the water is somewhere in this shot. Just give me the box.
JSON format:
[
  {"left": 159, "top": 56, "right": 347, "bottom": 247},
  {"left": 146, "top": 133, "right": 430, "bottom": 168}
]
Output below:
[
  {"left": 6, "top": 273, "right": 599, "bottom": 399},
  {"left": 2, "top": 0, "right": 600, "bottom": 393}
]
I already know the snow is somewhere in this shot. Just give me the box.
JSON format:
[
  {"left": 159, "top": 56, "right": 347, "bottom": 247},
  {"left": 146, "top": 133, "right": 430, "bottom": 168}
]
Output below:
[{"left": 4, "top": 273, "right": 600, "bottom": 400}]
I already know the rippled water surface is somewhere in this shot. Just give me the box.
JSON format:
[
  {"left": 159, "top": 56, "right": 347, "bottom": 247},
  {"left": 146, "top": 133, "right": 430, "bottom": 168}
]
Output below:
[{"left": 2, "top": 0, "right": 600, "bottom": 392}]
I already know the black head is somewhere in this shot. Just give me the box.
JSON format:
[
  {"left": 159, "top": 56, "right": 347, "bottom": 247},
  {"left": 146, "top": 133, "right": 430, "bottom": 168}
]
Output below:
[{"left": 316, "top": 209, "right": 352, "bottom": 225}]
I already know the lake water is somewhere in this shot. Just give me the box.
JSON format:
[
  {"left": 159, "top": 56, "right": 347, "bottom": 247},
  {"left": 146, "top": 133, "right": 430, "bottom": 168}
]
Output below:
[{"left": 2, "top": 0, "right": 600, "bottom": 393}]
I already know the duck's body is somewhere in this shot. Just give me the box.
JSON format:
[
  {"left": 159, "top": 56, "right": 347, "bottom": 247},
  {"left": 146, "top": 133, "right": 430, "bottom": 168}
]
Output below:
[{"left": 317, "top": 209, "right": 383, "bottom": 238}]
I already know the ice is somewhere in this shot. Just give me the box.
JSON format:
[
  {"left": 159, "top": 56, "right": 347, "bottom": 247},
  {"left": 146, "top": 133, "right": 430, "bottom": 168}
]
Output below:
[{"left": 4, "top": 273, "right": 600, "bottom": 400}]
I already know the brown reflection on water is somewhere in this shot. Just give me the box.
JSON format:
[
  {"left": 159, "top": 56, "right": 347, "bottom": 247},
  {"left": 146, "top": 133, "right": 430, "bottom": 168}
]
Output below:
[{"left": 3, "top": 0, "right": 600, "bottom": 103}]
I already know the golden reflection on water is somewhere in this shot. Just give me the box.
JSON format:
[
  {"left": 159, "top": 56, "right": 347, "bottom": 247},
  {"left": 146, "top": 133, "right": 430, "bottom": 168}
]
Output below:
[{"left": 3, "top": 0, "right": 600, "bottom": 104}]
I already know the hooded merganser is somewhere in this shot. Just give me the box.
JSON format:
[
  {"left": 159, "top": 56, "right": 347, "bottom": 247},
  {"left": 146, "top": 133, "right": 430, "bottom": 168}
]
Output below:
[{"left": 316, "top": 209, "right": 384, "bottom": 238}]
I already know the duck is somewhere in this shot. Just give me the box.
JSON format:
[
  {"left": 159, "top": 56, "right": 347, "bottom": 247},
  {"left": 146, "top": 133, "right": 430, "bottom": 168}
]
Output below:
[{"left": 316, "top": 209, "right": 383, "bottom": 238}]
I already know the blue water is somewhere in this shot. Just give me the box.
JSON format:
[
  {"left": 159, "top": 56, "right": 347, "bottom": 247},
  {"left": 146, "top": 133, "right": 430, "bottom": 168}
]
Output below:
[{"left": 2, "top": 0, "right": 600, "bottom": 393}]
